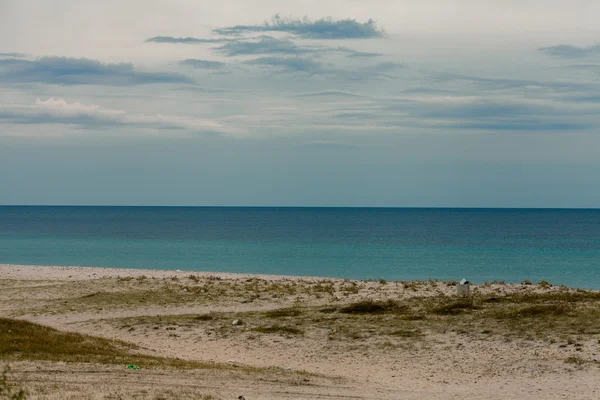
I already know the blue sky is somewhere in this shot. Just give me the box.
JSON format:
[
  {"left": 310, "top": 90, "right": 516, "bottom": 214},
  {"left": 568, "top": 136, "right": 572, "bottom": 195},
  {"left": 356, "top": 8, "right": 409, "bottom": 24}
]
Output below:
[{"left": 1, "top": 0, "right": 600, "bottom": 207}]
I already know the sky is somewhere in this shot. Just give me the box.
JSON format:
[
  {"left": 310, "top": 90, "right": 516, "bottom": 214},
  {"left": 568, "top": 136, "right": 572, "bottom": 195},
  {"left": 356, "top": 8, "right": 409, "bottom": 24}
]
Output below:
[{"left": 1, "top": 0, "right": 600, "bottom": 207}]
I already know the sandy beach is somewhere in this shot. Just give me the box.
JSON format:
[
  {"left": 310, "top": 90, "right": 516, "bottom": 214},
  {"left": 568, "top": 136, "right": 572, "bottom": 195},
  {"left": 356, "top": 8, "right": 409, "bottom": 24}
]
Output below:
[{"left": 1, "top": 263, "right": 599, "bottom": 399}]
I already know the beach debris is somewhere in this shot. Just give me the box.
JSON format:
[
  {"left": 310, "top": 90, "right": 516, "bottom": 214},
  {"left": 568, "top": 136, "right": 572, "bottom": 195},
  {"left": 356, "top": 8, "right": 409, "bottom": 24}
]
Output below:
[
  {"left": 238, "top": 396, "right": 246, "bottom": 400},
  {"left": 327, "top": 328, "right": 337, "bottom": 335},
  {"left": 457, "top": 278, "right": 471, "bottom": 297},
  {"left": 126, "top": 364, "right": 140, "bottom": 370},
  {"left": 232, "top": 319, "right": 242, "bottom": 326},
  {"left": 279, "top": 366, "right": 293, "bottom": 371}
]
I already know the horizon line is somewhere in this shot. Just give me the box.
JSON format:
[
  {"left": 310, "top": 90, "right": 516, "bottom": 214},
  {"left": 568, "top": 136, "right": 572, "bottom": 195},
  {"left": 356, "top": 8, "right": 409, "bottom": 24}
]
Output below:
[{"left": 1, "top": 204, "right": 600, "bottom": 210}]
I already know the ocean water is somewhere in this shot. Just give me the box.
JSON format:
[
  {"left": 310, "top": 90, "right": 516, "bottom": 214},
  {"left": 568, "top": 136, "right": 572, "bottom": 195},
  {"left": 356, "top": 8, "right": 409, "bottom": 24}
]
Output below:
[{"left": 0, "top": 206, "right": 599, "bottom": 289}]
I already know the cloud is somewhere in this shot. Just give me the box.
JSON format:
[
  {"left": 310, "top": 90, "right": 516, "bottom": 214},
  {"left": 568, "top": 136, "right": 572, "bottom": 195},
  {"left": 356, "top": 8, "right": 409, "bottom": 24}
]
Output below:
[
  {"left": 213, "top": 36, "right": 382, "bottom": 59},
  {"left": 539, "top": 44, "right": 600, "bottom": 59},
  {"left": 378, "top": 96, "right": 600, "bottom": 132},
  {"left": 0, "top": 52, "right": 26, "bottom": 58},
  {"left": 243, "top": 56, "right": 324, "bottom": 73},
  {"left": 342, "top": 49, "right": 382, "bottom": 58},
  {"left": 214, "top": 35, "right": 313, "bottom": 57},
  {"left": 180, "top": 59, "right": 226, "bottom": 69},
  {"left": 0, "top": 57, "right": 194, "bottom": 86},
  {"left": 294, "top": 90, "right": 370, "bottom": 99},
  {"left": 214, "top": 14, "right": 385, "bottom": 39},
  {"left": 431, "top": 71, "right": 598, "bottom": 92},
  {"left": 0, "top": 98, "right": 240, "bottom": 135},
  {"left": 145, "top": 36, "right": 224, "bottom": 44},
  {"left": 369, "top": 61, "right": 407, "bottom": 73}
]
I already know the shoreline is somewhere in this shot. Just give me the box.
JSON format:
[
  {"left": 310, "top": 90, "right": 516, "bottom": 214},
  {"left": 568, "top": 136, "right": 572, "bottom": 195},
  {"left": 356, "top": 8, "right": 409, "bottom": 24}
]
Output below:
[
  {"left": 0, "top": 263, "right": 585, "bottom": 289},
  {"left": 0, "top": 263, "right": 359, "bottom": 283}
]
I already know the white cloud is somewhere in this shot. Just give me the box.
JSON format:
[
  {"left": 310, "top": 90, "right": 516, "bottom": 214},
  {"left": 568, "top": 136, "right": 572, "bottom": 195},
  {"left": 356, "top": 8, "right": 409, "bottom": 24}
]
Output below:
[{"left": 0, "top": 98, "right": 243, "bottom": 136}]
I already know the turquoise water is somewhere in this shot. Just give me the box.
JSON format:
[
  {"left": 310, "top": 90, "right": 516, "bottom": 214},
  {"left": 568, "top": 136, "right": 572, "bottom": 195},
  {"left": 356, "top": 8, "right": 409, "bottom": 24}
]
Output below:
[{"left": 1, "top": 206, "right": 599, "bottom": 288}]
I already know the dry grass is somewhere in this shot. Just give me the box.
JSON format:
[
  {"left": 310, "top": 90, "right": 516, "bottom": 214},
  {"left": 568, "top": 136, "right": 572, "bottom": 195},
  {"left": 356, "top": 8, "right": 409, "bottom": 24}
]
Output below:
[
  {"left": 339, "top": 300, "right": 409, "bottom": 314},
  {"left": 0, "top": 318, "right": 274, "bottom": 373},
  {"left": 107, "top": 287, "right": 600, "bottom": 346}
]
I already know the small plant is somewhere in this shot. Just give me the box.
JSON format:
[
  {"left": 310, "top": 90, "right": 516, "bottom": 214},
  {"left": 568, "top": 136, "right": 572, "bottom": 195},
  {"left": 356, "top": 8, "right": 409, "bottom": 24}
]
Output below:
[
  {"left": 389, "top": 329, "right": 422, "bottom": 338},
  {"left": 263, "top": 308, "right": 302, "bottom": 318},
  {"left": 379, "top": 279, "right": 387, "bottom": 285},
  {"left": 565, "top": 356, "right": 586, "bottom": 366},
  {"left": 194, "top": 314, "right": 214, "bottom": 321},
  {"left": 402, "top": 281, "right": 419, "bottom": 291},
  {"left": 522, "top": 280, "right": 533, "bottom": 285},
  {"left": 431, "top": 298, "right": 478, "bottom": 315},
  {"left": 339, "top": 300, "right": 409, "bottom": 314},
  {"left": 538, "top": 280, "right": 552, "bottom": 288},
  {"left": 188, "top": 275, "right": 199, "bottom": 282}
]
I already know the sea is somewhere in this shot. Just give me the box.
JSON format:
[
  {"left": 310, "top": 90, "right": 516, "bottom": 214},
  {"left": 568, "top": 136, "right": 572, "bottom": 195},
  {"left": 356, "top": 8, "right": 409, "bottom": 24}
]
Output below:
[{"left": 1, "top": 206, "right": 599, "bottom": 289}]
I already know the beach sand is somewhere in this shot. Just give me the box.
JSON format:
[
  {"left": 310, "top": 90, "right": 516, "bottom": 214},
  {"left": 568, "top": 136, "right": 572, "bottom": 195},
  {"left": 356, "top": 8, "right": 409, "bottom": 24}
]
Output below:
[{"left": 1, "top": 264, "right": 599, "bottom": 399}]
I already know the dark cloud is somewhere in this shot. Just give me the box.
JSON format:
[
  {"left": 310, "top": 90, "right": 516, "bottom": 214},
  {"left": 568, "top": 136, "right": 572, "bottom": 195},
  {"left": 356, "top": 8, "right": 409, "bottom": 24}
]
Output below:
[
  {"left": 214, "top": 14, "right": 385, "bottom": 39},
  {"left": 343, "top": 50, "right": 382, "bottom": 58},
  {"left": 242, "top": 56, "right": 393, "bottom": 80},
  {"left": 368, "top": 61, "right": 407, "bottom": 73},
  {"left": 539, "top": 44, "right": 600, "bottom": 59},
  {"left": 214, "top": 36, "right": 313, "bottom": 56},
  {"left": 180, "top": 59, "right": 226, "bottom": 69},
  {"left": 213, "top": 36, "right": 382, "bottom": 58},
  {"left": 0, "top": 57, "right": 195, "bottom": 86},
  {"left": 145, "top": 36, "right": 224, "bottom": 44},
  {"left": 243, "top": 56, "right": 324, "bottom": 73},
  {"left": 379, "top": 97, "right": 598, "bottom": 132}
]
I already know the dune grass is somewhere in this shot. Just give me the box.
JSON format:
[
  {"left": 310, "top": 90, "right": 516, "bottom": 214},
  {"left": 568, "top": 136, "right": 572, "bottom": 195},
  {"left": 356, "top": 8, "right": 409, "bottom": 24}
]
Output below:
[
  {"left": 108, "top": 287, "right": 600, "bottom": 345},
  {"left": 0, "top": 318, "right": 259, "bottom": 372}
]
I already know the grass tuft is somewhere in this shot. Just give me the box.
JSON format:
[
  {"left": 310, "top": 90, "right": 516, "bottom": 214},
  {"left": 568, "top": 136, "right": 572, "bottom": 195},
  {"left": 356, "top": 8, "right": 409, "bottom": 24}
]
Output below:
[
  {"left": 262, "top": 308, "right": 303, "bottom": 318},
  {"left": 339, "top": 300, "right": 409, "bottom": 314},
  {"left": 431, "top": 299, "right": 478, "bottom": 315}
]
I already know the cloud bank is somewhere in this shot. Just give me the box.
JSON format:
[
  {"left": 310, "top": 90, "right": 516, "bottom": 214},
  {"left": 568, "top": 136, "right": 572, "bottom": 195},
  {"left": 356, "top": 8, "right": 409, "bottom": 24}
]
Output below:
[
  {"left": 0, "top": 52, "right": 26, "bottom": 58},
  {"left": 214, "top": 36, "right": 313, "bottom": 56},
  {"left": 243, "top": 56, "right": 324, "bottom": 73},
  {"left": 0, "top": 57, "right": 194, "bottom": 86},
  {"left": 0, "top": 98, "right": 239, "bottom": 135},
  {"left": 539, "top": 44, "right": 600, "bottom": 59},
  {"left": 180, "top": 59, "right": 226, "bottom": 69}
]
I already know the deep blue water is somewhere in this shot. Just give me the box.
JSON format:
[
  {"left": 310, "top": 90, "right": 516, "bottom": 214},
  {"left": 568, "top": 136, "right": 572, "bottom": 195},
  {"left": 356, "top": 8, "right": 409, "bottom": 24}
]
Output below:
[{"left": 1, "top": 206, "right": 599, "bottom": 288}]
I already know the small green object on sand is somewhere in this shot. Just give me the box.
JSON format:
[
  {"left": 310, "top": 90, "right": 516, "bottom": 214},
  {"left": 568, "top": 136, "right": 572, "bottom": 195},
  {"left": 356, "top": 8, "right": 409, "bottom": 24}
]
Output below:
[{"left": 127, "top": 364, "right": 140, "bottom": 370}]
